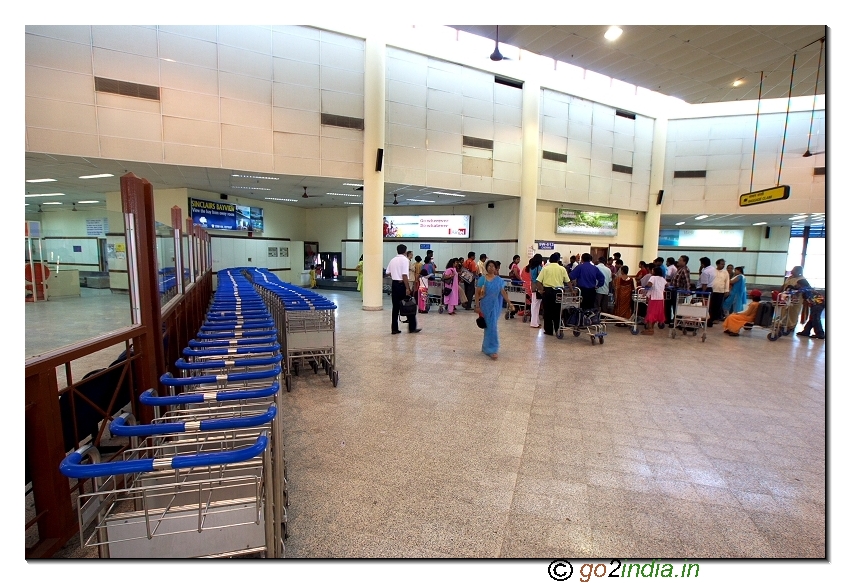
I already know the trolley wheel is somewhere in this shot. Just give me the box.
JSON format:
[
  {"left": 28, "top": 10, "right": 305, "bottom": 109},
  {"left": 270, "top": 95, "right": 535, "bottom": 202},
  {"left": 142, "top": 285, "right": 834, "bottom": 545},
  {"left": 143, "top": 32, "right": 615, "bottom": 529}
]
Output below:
[
  {"left": 658, "top": 322, "right": 665, "bottom": 330},
  {"left": 505, "top": 311, "right": 510, "bottom": 320},
  {"left": 671, "top": 330, "right": 676, "bottom": 338},
  {"left": 573, "top": 330, "right": 581, "bottom": 337},
  {"left": 701, "top": 333, "right": 707, "bottom": 342},
  {"left": 591, "top": 335, "right": 597, "bottom": 345},
  {"left": 557, "top": 330, "right": 563, "bottom": 339},
  {"left": 311, "top": 361, "right": 318, "bottom": 374},
  {"left": 768, "top": 332, "right": 779, "bottom": 341},
  {"left": 631, "top": 328, "right": 640, "bottom": 336},
  {"left": 438, "top": 306, "right": 444, "bottom": 314},
  {"left": 781, "top": 327, "right": 792, "bottom": 336},
  {"left": 285, "top": 375, "right": 292, "bottom": 392},
  {"left": 598, "top": 335, "right": 604, "bottom": 345},
  {"left": 332, "top": 370, "right": 339, "bottom": 387},
  {"left": 523, "top": 314, "right": 530, "bottom": 323}
]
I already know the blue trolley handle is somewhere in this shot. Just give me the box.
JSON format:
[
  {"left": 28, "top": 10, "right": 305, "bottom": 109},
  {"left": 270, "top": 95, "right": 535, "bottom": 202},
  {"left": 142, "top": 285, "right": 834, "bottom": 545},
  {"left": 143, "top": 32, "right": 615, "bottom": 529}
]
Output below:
[
  {"left": 182, "top": 344, "right": 281, "bottom": 357},
  {"left": 140, "top": 381, "right": 280, "bottom": 406},
  {"left": 109, "top": 404, "right": 276, "bottom": 437},
  {"left": 160, "top": 364, "right": 282, "bottom": 387},
  {"left": 174, "top": 354, "right": 282, "bottom": 370},
  {"left": 60, "top": 432, "right": 268, "bottom": 479}
]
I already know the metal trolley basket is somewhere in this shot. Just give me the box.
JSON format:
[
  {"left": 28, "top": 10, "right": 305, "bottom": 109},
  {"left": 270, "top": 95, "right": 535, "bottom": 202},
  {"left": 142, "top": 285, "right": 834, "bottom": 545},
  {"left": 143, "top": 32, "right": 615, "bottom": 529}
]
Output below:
[
  {"left": 670, "top": 289, "right": 710, "bottom": 342},
  {"left": 504, "top": 280, "right": 529, "bottom": 321},
  {"left": 555, "top": 287, "right": 607, "bottom": 345},
  {"left": 767, "top": 289, "right": 804, "bottom": 341}
]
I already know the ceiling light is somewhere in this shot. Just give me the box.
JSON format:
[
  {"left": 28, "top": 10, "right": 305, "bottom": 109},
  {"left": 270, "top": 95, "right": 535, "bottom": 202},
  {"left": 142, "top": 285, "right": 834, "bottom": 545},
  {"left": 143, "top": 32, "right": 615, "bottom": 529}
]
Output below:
[
  {"left": 24, "top": 203, "right": 29, "bottom": 206},
  {"left": 432, "top": 192, "right": 466, "bottom": 197},
  {"left": 161, "top": 58, "right": 176, "bottom": 62},
  {"left": 675, "top": 221, "right": 686, "bottom": 226},
  {"left": 231, "top": 174, "right": 279, "bottom": 180},
  {"left": 77, "top": 200, "right": 100, "bottom": 204},
  {"left": 26, "top": 178, "right": 56, "bottom": 183},
  {"left": 342, "top": 183, "right": 364, "bottom": 187},
  {"left": 753, "top": 222, "right": 767, "bottom": 226},
  {"left": 232, "top": 186, "right": 271, "bottom": 191},
  {"left": 326, "top": 192, "right": 361, "bottom": 197},
  {"left": 789, "top": 215, "right": 808, "bottom": 221},
  {"left": 79, "top": 173, "right": 114, "bottom": 179},
  {"left": 694, "top": 215, "right": 709, "bottom": 220},
  {"left": 25, "top": 193, "right": 65, "bottom": 198},
  {"left": 42, "top": 202, "right": 63, "bottom": 205},
  {"left": 604, "top": 26, "right": 623, "bottom": 41},
  {"left": 343, "top": 202, "right": 363, "bottom": 205},
  {"left": 407, "top": 199, "right": 435, "bottom": 203},
  {"left": 264, "top": 197, "right": 298, "bottom": 202},
  {"left": 732, "top": 79, "right": 744, "bottom": 87}
]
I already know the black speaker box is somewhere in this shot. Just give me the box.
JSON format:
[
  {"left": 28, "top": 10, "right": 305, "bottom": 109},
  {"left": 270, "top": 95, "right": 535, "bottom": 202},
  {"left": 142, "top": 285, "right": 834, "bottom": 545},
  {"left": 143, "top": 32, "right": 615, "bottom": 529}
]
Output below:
[{"left": 376, "top": 148, "right": 384, "bottom": 172}]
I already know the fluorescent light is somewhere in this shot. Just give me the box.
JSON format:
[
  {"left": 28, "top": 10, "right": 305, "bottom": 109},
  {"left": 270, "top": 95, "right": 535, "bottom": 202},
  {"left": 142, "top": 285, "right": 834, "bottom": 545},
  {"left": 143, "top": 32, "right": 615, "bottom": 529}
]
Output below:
[
  {"left": 78, "top": 173, "right": 114, "bottom": 179},
  {"left": 24, "top": 203, "right": 29, "bottom": 206},
  {"left": 604, "top": 26, "right": 623, "bottom": 41},
  {"left": 343, "top": 202, "right": 363, "bottom": 205},
  {"left": 265, "top": 197, "right": 298, "bottom": 202},
  {"left": 694, "top": 215, "right": 709, "bottom": 220},
  {"left": 326, "top": 192, "right": 361, "bottom": 197},
  {"left": 732, "top": 79, "right": 744, "bottom": 87},
  {"left": 26, "top": 178, "right": 56, "bottom": 183},
  {"left": 675, "top": 221, "right": 686, "bottom": 226},
  {"left": 232, "top": 174, "right": 279, "bottom": 180},
  {"left": 42, "top": 201, "right": 63, "bottom": 205},
  {"left": 342, "top": 183, "right": 363, "bottom": 187},
  {"left": 161, "top": 58, "right": 176, "bottom": 62},
  {"left": 789, "top": 215, "right": 808, "bottom": 221},
  {"left": 753, "top": 222, "right": 767, "bottom": 226},
  {"left": 432, "top": 191, "right": 465, "bottom": 197},
  {"left": 77, "top": 200, "right": 100, "bottom": 204},
  {"left": 407, "top": 199, "right": 435, "bottom": 203},
  {"left": 232, "top": 186, "right": 271, "bottom": 191},
  {"left": 25, "top": 193, "right": 65, "bottom": 198}
]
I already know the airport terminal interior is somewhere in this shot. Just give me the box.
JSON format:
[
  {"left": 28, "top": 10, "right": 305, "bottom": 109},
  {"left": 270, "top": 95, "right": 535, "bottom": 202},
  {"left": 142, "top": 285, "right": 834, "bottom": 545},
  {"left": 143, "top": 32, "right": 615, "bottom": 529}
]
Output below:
[{"left": 23, "top": 23, "right": 827, "bottom": 560}]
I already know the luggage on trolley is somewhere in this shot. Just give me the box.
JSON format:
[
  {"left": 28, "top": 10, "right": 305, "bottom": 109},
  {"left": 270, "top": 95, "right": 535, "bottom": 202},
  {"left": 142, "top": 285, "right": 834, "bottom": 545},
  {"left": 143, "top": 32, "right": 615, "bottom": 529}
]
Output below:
[
  {"left": 427, "top": 278, "right": 444, "bottom": 313},
  {"left": 767, "top": 289, "right": 803, "bottom": 341},
  {"left": 555, "top": 287, "right": 607, "bottom": 345},
  {"left": 670, "top": 289, "right": 710, "bottom": 342},
  {"left": 504, "top": 281, "right": 528, "bottom": 321}
]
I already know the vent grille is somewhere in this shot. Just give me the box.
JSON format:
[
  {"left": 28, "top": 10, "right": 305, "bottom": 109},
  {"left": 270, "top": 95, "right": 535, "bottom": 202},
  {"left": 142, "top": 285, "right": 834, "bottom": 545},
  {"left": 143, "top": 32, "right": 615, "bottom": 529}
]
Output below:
[
  {"left": 674, "top": 170, "right": 707, "bottom": 178},
  {"left": 814, "top": 167, "right": 825, "bottom": 176},
  {"left": 94, "top": 77, "right": 160, "bottom": 100},
  {"left": 494, "top": 76, "right": 523, "bottom": 89},
  {"left": 615, "top": 109, "right": 636, "bottom": 120},
  {"left": 462, "top": 136, "right": 494, "bottom": 150},
  {"left": 612, "top": 164, "right": 633, "bottom": 175},
  {"left": 542, "top": 151, "right": 568, "bottom": 164},
  {"left": 320, "top": 113, "right": 364, "bottom": 130}
]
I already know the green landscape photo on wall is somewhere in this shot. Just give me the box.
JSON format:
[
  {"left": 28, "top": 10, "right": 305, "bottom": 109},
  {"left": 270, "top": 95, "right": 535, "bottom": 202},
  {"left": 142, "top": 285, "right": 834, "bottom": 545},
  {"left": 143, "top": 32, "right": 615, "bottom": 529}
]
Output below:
[{"left": 556, "top": 208, "right": 619, "bottom": 236}]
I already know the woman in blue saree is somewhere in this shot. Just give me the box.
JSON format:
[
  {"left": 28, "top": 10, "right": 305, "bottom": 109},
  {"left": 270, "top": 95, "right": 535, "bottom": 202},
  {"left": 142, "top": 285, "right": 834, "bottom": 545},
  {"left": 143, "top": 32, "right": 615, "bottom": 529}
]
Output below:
[
  {"left": 724, "top": 266, "right": 747, "bottom": 316},
  {"left": 475, "top": 260, "right": 515, "bottom": 360}
]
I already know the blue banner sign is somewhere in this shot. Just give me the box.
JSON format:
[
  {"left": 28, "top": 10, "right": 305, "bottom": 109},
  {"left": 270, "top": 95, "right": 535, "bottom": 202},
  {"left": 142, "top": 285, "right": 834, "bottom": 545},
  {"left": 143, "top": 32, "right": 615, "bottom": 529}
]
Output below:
[
  {"left": 190, "top": 198, "right": 263, "bottom": 233},
  {"left": 538, "top": 241, "right": 555, "bottom": 250}
]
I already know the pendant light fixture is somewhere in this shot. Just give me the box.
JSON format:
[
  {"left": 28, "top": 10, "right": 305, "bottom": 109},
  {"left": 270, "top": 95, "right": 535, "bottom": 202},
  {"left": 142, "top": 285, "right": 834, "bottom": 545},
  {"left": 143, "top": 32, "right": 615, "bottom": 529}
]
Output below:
[{"left": 803, "top": 37, "right": 825, "bottom": 157}]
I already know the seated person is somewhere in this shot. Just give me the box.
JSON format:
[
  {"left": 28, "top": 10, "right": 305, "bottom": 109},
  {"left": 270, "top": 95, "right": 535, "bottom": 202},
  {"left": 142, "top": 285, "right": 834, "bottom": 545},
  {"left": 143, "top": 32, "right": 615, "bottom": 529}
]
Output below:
[{"left": 723, "top": 290, "right": 762, "bottom": 336}]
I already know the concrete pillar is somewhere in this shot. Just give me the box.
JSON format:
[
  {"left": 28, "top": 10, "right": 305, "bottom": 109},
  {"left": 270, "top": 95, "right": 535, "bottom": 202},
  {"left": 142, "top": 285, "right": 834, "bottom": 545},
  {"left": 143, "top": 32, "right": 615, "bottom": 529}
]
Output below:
[
  {"left": 362, "top": 32, "right": 386, "bottom": 311},
  {"left": 518, "top": 77, "right": 541, "bottom": 261},
  {"left": 642, "top": 116, "right": 668, "bottom": 259}
]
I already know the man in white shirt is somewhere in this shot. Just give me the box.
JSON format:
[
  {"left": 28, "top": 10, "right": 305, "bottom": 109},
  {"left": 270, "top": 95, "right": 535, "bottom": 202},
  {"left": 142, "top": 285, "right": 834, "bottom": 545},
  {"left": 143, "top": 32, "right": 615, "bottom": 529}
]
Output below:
[
  {"left": 593, "top": 256, "right": 612, "bottom": 313},
  {"left": 386, "top": 244, "right": 420, "bottom": 334},
  {"left": 707, "top": 258, "right": 728, "bottom": 327}
]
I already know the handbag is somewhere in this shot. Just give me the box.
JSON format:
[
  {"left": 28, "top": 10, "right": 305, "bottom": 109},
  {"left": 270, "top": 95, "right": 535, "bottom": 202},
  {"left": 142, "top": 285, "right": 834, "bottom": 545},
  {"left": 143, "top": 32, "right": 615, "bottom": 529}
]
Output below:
[
  {"left": 399, "top": 296, "right": 417, "bottom": 316},
  {"left": 442, "top": 285, "right": 452, "bottom": 297},
  {"left": 459, "top": 268, "right": 475, "bottom": 284}
]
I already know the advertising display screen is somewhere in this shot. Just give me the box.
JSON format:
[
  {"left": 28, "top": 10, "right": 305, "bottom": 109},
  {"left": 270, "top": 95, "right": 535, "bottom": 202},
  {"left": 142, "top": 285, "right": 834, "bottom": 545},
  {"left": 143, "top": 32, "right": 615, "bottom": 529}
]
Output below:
[
  {"left": 383, "top": 215, "right": 470, "bottom": 239},
  {"left": 556, "top": 208, "right": 619, "bottom": 236},
  {"left": 190, "top": 198, "right": 264, "bottom": 233},
  {"left": 659, "top": 229, "right": 744, "bottom": 248}
]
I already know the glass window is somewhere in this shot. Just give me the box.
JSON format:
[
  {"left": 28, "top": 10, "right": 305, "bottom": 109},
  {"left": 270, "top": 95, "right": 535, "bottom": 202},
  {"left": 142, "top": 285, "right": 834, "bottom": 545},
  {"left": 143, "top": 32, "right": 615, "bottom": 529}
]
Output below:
[
  {"left": 804, "top": 238, "right": 825, "bottom": 289},
  {"left": 786, "top": 237, "right": 804, "bottom": 274}
]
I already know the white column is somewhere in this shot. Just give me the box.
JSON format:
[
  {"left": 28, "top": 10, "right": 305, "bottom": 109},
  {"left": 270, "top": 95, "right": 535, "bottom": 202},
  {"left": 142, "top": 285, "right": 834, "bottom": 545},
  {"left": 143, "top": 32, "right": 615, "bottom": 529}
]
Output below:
[
  {"left": 642, "top": 116, "right": 668, "bottom": 259},
  {"left": 362, "top": 33, "right": 386, "bottom": 311},
  {"left": 518, "top": 77, "right": 541, "bottom": 260}
]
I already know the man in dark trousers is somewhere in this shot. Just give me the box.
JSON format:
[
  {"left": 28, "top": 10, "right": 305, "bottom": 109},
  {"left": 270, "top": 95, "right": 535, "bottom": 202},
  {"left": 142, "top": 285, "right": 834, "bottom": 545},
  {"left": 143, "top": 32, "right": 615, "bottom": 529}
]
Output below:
[
  {"left": 535, "top": 252, "right": 570, "bottom": 336},
  {"left": 569, "top": 253, "right": 606, "bottom": 310},
  {"left": 386, "top": 243, "right": 420, "bottom": 334}
]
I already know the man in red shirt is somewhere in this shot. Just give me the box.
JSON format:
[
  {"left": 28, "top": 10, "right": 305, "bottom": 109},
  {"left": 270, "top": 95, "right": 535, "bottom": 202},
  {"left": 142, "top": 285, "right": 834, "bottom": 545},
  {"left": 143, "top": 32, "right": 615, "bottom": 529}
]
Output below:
[{"left": 462, "top": 252, "right": 478, "bottom": 310}]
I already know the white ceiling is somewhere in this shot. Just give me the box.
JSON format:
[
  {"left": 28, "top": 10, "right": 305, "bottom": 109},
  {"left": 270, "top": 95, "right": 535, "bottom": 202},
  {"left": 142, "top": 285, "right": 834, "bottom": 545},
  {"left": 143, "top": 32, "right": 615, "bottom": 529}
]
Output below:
[
  {"left": 661, "top": 213, "right": 825, "bottom": 229},
  {"left": 452, "top": 25, "right": 826, "bottom": 103}
]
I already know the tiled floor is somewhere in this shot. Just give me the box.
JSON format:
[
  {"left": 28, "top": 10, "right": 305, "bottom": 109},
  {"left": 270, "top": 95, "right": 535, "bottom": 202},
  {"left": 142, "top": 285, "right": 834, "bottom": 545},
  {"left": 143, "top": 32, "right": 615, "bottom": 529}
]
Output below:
[
  {"left": 34, "top": 287, "right": 826, "bottom": 558},
  {"left": 281, "top": 290, "right": 825, "bottom": 558}
]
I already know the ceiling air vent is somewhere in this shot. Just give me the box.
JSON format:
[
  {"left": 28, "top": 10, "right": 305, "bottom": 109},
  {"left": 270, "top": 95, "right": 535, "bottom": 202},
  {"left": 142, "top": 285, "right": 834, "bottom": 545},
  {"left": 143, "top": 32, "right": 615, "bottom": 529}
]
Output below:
[
  {"left": 542, "top": 151, "right": 568, "bottom": 164},
  {"left": 814, "top": 167, "right": 825, "bottom": 176},
  {"left": 94, "top": 77, "right": 160, "bottom": 100},
  {"left": 612, "top": 164, "right": 633, "bottom": 175},
  {"left": 494, "top": 76, "right": 523, "bottom": 89},
  {"left": 615, "top": 109, "right": 636, "bottom": 120},
  {"left": 462, "top": 136, "right": 494, "bottom": 150},
  {"left": 674, "top": 170, "right": 707, "bottom": 178},
  {"left": 320, "top": 113, "right": 364, "bottom": 130}
]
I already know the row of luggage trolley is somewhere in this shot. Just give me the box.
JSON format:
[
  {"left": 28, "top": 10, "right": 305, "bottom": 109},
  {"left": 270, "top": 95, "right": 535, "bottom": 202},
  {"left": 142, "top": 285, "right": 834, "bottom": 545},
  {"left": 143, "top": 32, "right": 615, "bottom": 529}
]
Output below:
[
  {"left": 244, "top": 267, "right": 339, "bottom": 391},
  {"left": 59, "top": 270, "right": 290, "bottom": 558}
]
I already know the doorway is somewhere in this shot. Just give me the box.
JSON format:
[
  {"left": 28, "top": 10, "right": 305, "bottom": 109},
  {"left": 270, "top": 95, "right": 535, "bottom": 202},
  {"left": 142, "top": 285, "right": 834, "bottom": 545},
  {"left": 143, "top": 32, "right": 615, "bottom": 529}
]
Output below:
[{"left": 590, "top": 247, "right": 608, "bottom": 262}]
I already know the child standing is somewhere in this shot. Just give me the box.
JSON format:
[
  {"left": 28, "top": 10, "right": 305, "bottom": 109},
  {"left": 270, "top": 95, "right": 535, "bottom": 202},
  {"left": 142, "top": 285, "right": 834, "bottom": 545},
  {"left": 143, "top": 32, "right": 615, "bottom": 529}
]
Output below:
[
  {"left": 309, "top": 264, "right": 318, "bottom": 288},
  {"left": 641, "top": 266, "right": 667, "bottom": 335},
  {"left": 418, "top": 268, "right": 430, "bottom": 313}
]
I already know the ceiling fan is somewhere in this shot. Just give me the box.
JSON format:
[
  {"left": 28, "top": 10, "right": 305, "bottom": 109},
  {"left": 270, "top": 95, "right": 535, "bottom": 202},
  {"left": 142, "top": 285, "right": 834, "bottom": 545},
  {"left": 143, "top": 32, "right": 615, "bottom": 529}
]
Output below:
[
  {"left": 490, "top": 26, "right": 510, "bottom": 62},
  {"left": 72, "top": 202, "right": 78, "bottom": 211},
  {"left": 392, "top": 193, "right": 399, "bottom": 205}
]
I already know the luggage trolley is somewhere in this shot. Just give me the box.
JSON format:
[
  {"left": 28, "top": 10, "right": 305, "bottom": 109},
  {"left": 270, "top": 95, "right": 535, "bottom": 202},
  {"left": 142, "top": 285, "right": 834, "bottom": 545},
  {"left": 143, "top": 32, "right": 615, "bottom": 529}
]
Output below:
[
  {"left": 504, "top": 281, "right": 529, "bottom": 321},
  {"left": 670, "top": 289, "right": 710, "bottom": 341},
  {"left": 767, "top": 289, "right": 803, "bottom": 341},
  {"left": 555, "top": 288, "right": 607, "bottom": 345},
  {"left": 283, "top": 304, "right": 338, "bottom": 390},
  {"left": 427, "top": 278, "right": 444, "bottom": 313}
]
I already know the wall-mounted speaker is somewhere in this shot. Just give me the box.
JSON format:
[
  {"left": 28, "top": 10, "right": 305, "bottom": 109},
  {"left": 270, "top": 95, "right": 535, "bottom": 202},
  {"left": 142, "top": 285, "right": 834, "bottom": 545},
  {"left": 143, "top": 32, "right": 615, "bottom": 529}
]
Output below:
[
  {"left": 375, "top": 148, "right": 384, "bottom": 172},
  {"left": 220, "top": 194, "right": 228, "bottom": 200},
  {"left": 656, "top": 189, "right": 664, "bottom": 205},
  {"left": 488, "top": 203, "right": 495, "bottom": 208},
  {"left": 765, "top": 226, "right": 771, "bottom": 239}
]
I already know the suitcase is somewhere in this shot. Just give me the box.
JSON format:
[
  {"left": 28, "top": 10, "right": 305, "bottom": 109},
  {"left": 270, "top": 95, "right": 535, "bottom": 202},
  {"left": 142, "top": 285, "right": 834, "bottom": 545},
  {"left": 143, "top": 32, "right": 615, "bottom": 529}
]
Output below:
[{"left": 754, "top": 302, "right": 774, "bottom": 327}]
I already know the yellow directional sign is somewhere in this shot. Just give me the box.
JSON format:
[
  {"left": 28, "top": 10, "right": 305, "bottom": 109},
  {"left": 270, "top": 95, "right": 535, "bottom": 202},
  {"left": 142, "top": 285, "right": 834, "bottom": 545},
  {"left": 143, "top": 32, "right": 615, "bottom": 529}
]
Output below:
[{"left": 739, "top": 185, "right": 791, "bottom": 207}]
